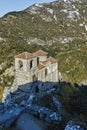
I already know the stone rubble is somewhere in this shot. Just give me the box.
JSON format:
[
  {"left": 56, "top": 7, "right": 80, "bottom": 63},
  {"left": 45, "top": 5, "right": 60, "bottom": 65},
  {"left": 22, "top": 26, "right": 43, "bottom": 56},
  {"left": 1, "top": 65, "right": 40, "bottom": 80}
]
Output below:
[
  {"left": 52, "top": 95, "right": 63, "bottom": 113},
  {"left": 25, "top": 104, "right": 61, "bottom": 124},
  {"left": 0, "top": 82, "right": 84, "bottom": 130},
  {"left": 0, "top": 105, "right": 24, "bottom": 128},
  {"left": 0, "top": 82, "right": 61, "bottom": 129},
  {"left": 64, "top": 120, "right": 84, "bottom": 130}
]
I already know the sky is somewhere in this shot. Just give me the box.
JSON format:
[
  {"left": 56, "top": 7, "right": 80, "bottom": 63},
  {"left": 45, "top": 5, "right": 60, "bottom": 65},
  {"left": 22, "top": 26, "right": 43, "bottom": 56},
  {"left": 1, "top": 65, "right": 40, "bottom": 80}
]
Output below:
[{"left": 0, "top": 0, "right": 54, "bottom": 17}]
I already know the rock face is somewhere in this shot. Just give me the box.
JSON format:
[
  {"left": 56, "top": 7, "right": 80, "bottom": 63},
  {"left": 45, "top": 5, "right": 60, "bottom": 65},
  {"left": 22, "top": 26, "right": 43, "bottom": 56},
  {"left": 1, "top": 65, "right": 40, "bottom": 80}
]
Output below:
[
  {"left": 2, "top": 87, "right": 11, "bottom": 102},
  {"left": 0, "top": 81, "right": 61, "bottom": 129},
  {"left": 0, "top": 0, "right": 87, "bottom": 86},
  {"left": 0, "top": 105, "right": 24, "bottom": 128},
  {"left": 52, "top": 95, "right": 63, "bottom": 113},
  {"left": 0, "top": 82, "right": 85, "bottom": 130},
  {"left": 64, "top": 120, "right": 84, "bottom": 130},
  {"left": 3, "top": 81, "right": 58, "bottom": 102},
  {"left": 1, "top": 0, "right": 87, "bottom": 43},
  {"left": 25, "top": 104, "right": 61, "bottom": 124}
]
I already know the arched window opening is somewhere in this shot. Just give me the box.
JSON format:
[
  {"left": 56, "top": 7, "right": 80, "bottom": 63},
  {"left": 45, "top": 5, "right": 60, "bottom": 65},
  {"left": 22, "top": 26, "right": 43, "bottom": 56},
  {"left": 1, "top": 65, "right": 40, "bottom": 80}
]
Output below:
[
  {"left": 19, "top": 60, "right": 23, "bottom": 70},
  {"left": 45, "top": 68, "right": 48, "bottom": 76},
  {"left": 37, "top": 57, "right": 39, "bottom": 65},
  {"left": 30, "top": 60, "right": 33, "bottom": 69}
]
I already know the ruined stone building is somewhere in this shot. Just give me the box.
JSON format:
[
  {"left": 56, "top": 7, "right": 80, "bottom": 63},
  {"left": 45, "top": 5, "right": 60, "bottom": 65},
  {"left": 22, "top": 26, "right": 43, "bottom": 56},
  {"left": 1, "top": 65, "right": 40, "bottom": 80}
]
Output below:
[{"left": 15, "top": 50, "right": 58, "bottom": 86}]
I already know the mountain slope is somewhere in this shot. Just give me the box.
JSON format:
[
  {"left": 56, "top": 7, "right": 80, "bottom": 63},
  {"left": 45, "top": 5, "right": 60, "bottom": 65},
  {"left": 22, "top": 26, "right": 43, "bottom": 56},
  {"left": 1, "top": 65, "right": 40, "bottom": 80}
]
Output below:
[
  {"left": 0, "top": 0, "right": 87, "bottom": 85},
  {"left": 1, "top": 0, "right": 87, "bottom": 43}
]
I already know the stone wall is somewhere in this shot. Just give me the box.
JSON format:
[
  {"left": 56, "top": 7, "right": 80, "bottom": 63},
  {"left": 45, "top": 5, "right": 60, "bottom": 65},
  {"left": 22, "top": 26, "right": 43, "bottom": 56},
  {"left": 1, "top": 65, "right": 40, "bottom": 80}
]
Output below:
[
  {"left": 15, "top": 54, "right": 58, "bottom": 86},
  {"left": 39, "top": 55, "right": 47, "bottom": 62},
  {"left": 15, "top": 58, "right": 28, "bottom": 72}
]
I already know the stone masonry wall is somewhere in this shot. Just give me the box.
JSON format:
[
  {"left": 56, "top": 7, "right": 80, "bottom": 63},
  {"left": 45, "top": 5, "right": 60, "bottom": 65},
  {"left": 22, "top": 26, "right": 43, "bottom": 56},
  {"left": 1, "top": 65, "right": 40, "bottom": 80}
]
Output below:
[{"left": 15, "top": 53, "right": 58, "bottom": 86}]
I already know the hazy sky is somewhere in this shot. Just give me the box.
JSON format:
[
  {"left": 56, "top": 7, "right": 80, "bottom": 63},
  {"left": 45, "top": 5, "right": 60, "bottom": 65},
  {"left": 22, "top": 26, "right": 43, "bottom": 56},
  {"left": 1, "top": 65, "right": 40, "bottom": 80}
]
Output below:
[{"left": 0, "top": 0, "right": 54, "bottom": 17}]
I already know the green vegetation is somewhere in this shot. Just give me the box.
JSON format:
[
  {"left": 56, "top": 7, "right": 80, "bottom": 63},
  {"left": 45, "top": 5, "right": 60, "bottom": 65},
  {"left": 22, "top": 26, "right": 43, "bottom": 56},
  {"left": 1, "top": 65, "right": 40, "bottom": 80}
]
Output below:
[
  {"left": 47, "top": 39, "right": 87, "bottom": 83},
  {"left": 0, "top": 0, "right": 87, "bottom": 101},
  {"left": 70, "top": 86, "right": 87, "bottom": 115},
  {"left": 34, "top": 83, "right": 87, "bottom": 129},
  {"left": 0, "top": 75, "right": 14, "bottom": 101},
  {"left": 54, "top": 83, "right": 87, "bottom": 129},
  {"left": 0, "top": 28, "right": 87, "bottom": 101},
  {"left": 0, "top": 87, "right": 4, "bottom": 101},
  {"left": 0, "top": 0, "right": 87, "bottom": 83},
  {"left": 0, "top": 1, "right": 87, "bottom": 129}
]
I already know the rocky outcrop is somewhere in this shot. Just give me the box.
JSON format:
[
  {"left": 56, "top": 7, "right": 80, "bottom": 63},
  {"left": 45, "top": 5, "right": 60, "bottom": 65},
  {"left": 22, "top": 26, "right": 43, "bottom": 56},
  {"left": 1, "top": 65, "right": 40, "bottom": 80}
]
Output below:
[
  {"left": 0, "top": 82, "right": 62, "bottom": 129},
  {"left": 0, "top": 81, "right": 85, "bottom": 130},
  {"left": 2, "top": 78, "right": 18, "bottom": 102},
  {"left": 52, "top": 95, "right": 63, "bottom": 113},
  {"left": 25, "top": 104, "right": 61, "bottom": 124},
  {"left": 0, "top": 105, "right": 24, "bottom": 128},
  {"left": 2, "top": 87, "right": 10, "bottom": 102},
  {"left": 64, "top": 120, "right": 84, "bottom": 130},
  {"left": 0, "top": 101, "right": 61, "bottom": 128}
]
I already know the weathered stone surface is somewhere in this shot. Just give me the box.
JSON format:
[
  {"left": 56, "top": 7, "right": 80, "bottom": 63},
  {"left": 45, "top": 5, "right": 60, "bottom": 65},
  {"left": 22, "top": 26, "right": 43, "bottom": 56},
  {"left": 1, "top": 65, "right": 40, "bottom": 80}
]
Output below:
[
  {"left": 2, "top": 87, "right": 10, "bottom": 102},
  {"left": 52, "top": 95, "right": 63, "bottom": 113},
  {"left": 25, "top": 104, "right": 61, "bottom": 124},
  {"left": 0, "top": 81, "right": 62, "bottom": 129},
  {"left": 0, "top": 103, "right": 4, "bottom": 113},
  {"left": 15, "top": 50, "right": 58, "bottom": 86},
  {"left": 0, "top": 106, "right": 24, "bottom": 128},
  {"left": 64, "top": 120, "right": 84, "bottom": 130}
]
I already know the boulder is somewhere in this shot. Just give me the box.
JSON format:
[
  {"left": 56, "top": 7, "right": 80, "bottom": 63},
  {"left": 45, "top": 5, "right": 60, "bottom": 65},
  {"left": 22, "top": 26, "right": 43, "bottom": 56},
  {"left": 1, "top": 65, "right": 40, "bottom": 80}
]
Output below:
[
  {"left": 26, "top": 104, "right": 61, "bottom": 124},
  {"left": 0, "top": 106, "right": 24, "bottom": 128},
  {"left": 52, "top": 95, "right": 63, "bottom": 113},
  {"left": 64, "top": 120, "right": 84, "bottom": 130}
]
